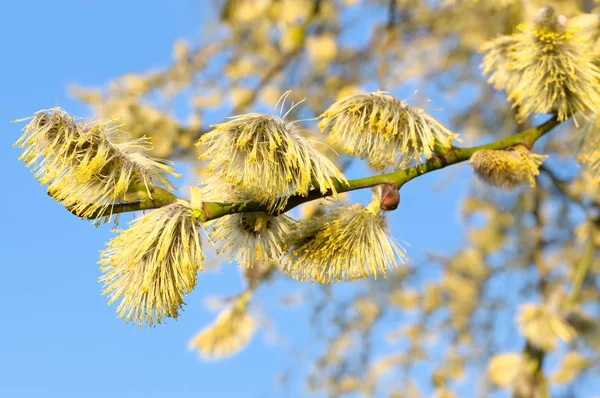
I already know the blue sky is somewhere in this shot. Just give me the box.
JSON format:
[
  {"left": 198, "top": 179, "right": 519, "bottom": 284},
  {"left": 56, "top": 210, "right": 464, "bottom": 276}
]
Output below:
[{"left": 0, "top": 1, "right": 481, "bottom": 397}]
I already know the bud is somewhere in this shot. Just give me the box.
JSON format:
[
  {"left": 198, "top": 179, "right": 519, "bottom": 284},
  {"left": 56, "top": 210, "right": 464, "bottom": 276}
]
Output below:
[
  {"left": 379, "top": 183, "right": 400, "bottom": 211},
  {"left": 173, "top": 39, "right": 188, "bottom": 60}
]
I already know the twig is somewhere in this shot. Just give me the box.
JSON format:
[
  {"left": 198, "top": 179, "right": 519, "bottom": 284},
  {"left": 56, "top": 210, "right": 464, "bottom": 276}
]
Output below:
[{"left": 77, "top": 116, "right": 562, "bottom": 221}]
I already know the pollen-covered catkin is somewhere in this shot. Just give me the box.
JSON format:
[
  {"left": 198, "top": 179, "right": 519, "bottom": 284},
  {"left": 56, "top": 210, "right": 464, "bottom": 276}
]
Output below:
[
  {"left": 209, "top": 212, "right": 296, "bottom": 267},
  {"left": 197, "top": 112, "right": 347, "bottom": 212},
  {"left": 15, "top": 108, "right": 178, "bottom": 223},
  {"left": 469, "top": 145, "right": 547, "bottom": 190},
  {"left": 573, "top": 117, "right": 600, "bottom": 181},
  {"left": 319, "top": 91, "right": 460, "bottom": 170},
  {"left": 189, "top": 291, "right": 256, "bottom": 360},
  {"left": 196, "top": 177, "right": 296, "bottom": 267},
  {"left": 285, "top": 199, "right": 406, "bottom": 284},
  {"left": 480, "top": 7, "right": 600, "bottom": 123},
  {"left": 99, "top": 201, "right": 204, "bottom": 327}
]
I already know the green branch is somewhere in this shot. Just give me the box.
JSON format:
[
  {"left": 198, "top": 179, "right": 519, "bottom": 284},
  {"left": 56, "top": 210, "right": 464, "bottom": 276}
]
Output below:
[
  {"left": 80, "top": 115, "right": 562, "bottom": 222},
  {"left": 73, "top": 184, "right": 179, "bottom": 220},
  {"left": 201, "top": 115, "right": 561, "bottom": 221}
]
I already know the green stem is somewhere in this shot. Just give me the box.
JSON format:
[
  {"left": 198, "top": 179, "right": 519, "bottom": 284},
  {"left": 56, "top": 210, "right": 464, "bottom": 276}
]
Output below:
[
  {"left": 80, "top": 116, "right": 562, "bottom": 222},
  {"left": 78, "top": 184, "right": 179, "bottom": 220}
]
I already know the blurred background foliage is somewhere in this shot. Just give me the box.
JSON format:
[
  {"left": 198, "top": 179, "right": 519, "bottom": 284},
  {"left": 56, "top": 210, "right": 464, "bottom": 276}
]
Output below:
[{"left": 71, "top": 0, "right": 600, "bottom": 396}]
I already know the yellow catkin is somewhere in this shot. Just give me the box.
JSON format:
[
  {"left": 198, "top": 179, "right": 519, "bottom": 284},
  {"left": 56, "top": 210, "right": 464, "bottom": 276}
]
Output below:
[
  {"left": 469, "top": 145, "right": 546, "bottom": 190},
  {"left": 517, "top": 303, "right": 576, "bottom": 352},
  {"left": 189, "top": 292, "right": 256, "bottom": 360},
  {"left": 209, "top": 212, "right": 295, "bottom": 267},
  {"left": 14, "top": 108, "right": 179, "bottom": 224},
  {"left": 196, "top": 177, "right": 296, "bottom": 267},
  {"left": 99, "top": 201, "right": 204, "bottom": 327},
  {"left": 480, "top": 7, "right": 600, "bottom": 123},
  {"left": 196, "top": 111, "right": 347, "bottom": 212},
  {"left": 285, "top": 200, "right": 406, "bottom": 284},
  {"left": 319, "top": 91, "right": 460, "bottom": 170},
  {"left": 574, "top": 117, "right": 600, "bottom": 181}
]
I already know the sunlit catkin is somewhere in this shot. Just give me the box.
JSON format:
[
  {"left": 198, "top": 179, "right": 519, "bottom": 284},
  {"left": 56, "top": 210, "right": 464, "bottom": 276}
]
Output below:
[
  {"left": 14, "top": 109, "right": 178, "bottom": 223},
  {"left": 99, "top": 201, "right": 204, "bottom": 327},
  {"left": 574, "top": 117, "right": 600, "bottom": 180},
  {"left": 189, "top": 292, "right": 256, "bottom": 360},
  {"left": 480, "top": 34, "right": 522, "bottom": 93},
  {"left": 197, "top": 112, "right": 347, "bottom": 212},
  {"left": 318, "top": 91, "right": 460, "bottom": 170},
  {"left": 469, "top": 145, "right": 546, "bottom": 190},
  {"left": 481, "top": 7, "right": 600, "bottom": 123},
  {"left": 285, "top": 199, "right": 406, "bottom": 284},
  {"left": 210, "top": 212, "right": 295, "bottom": 267},
  {"left": 197, "top": 177, "right": 296, "bottom": 267}
]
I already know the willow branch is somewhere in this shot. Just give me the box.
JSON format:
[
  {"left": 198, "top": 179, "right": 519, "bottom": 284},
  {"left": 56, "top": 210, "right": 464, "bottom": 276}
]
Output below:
[
  {"left": 520, "top": 188, "right": 550, "bottom": 398},
  {"left": 540, "top": 164, "right": 600, "bottom": 211},
  {"left": 522, "top": 342, "right": 551, "bottom": 398},
  {"left": 201, "top": 115, "right": 561, "bottom": 221},
  {"left": 79, "top": 115, "right": 562, "bottom": 221},
  {"left": 566, "top": 234, "right": 596, "bottom": 308},
  {"left": 73, "top": 184, "right": 180, "bottom": 220},
  {"left": 540, "top": 165, "right": 587, "bottom": 209}
]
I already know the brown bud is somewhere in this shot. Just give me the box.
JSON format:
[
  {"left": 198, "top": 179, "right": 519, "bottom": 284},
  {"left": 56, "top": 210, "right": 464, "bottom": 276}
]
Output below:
[{"left": 380, "top": 183, "right": 400, "bottom": 211}]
